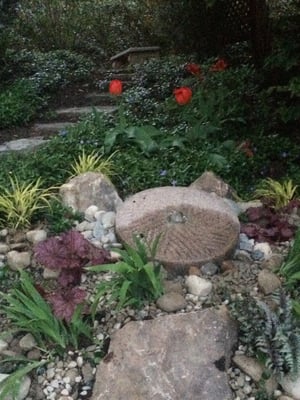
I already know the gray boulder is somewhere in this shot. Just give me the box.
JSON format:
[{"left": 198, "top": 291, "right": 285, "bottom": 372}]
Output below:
[
  {"left": 92, "top": 307, "right": 237, "bottom": 400},
  {"left": 59, "top": 172, "right": 123, "bottom": 213}
]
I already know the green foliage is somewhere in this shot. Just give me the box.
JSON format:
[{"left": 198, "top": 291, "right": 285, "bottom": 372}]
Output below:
[
  {"left": 0, "top": 269, "right": 92, "bottom": 353},
  {"left": 9, "top": 49, "right": 94, "bottom": 91},
  {"left": 0, "top": 176, "right": 56, "bottom": 229},
  {"left": 70, "top": 149, "right": 117, "bottom": 177},
  {"left": 229, "top": 290, "right": 300, "bottom": 379},
  {"left": 87, "top": 235, "right": 164, "bottom": 314},
  {"left": 254, "top": 178, "right": 298, "bottom": 209},
  {"left": 279, "top": 228, "right": 300, "bottom": 288},
  {"left": 12, "top": 0, "right": 153, "bottom": 59},
  {"left": 0, "top": 358, "right": 47, "bottom": 400},
  {"left": 0, "top": 79, "right": 44, "bottom": 128},
  {"left": 37, "top": 197, "right": 83, "bottom": 235}
]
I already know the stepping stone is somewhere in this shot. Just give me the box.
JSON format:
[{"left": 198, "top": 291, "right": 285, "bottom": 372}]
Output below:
[
  {"left": 32, "top": 122, "right": 75, "bottom": 134},
  {"left": 55, "top": 105, "right": 117, "bottom": 119},
  {"left": 115, "top": 186, "right": 240, "bottom": 273},
  {"left": 0, "top": 137, "right": 47, "bottom": 153},
  {"left": 85, "top": 92, "right": 116, "bottom": 105}
]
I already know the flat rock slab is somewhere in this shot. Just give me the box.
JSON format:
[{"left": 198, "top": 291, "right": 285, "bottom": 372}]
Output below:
[
  {"left": 92, "top": 308, "right": 237, "bottom": 400},
  {"left": 116, "top": 187, "right": 240, "bottom": 272},
  {"left": 0, "top": 137, "right": 47, "bottom": 153}
]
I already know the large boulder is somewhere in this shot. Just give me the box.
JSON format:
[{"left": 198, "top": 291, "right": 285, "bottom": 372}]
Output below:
[
  {"left": 115, "top": 186, "right": 240, "bottom": 273},
  {"left": 92, "top": 307, "right": 237, "bottom": 400},
  {"left": 59, "top": 172, "right": 123, "bottom": 213}
]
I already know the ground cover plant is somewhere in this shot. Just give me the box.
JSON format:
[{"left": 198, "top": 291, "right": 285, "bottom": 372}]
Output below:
[{"left": 229, "top": 290, "right": 300, "bottom": 379}]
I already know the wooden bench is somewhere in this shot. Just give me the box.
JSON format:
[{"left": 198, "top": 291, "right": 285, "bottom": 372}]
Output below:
[{"left": 110, "top": 46, "right": 160, "bottom": 69}]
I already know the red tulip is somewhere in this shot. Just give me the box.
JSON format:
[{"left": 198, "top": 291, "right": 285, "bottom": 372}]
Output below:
[
  {"left": 210, "top": 59, "right": 228, "bottom": 72},
  {"left": 109, "top": 79, "right": 123, "bottom": 95},
  {"left": 173, "top": 87, "right": 192, "bottom": 105},
  {"left": 186, "top": 63, "right": 202, "bottom": 76}
]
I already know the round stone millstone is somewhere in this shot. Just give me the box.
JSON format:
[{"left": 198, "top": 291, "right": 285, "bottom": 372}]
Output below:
[{"left": 115, "top": 187, "right": 240, "bottom": 273}]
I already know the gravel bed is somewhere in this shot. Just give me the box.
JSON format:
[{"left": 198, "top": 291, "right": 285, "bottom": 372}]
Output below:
[{"left": 0, "top": 221, "right": 293, "bottom": 400}]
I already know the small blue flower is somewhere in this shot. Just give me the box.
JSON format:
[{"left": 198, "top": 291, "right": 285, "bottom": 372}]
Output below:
[
  {"left": 280, "top": 151, "right": 288, "bottom": 158},
  {"left": 171, "top": 179, "right": 177, "bottom": 186},
  {"left": 58, "top": 129, "right": 68, "bottom": 136},
  {"left": 159, "top": 169, "right": 167, "bottom": 177}
]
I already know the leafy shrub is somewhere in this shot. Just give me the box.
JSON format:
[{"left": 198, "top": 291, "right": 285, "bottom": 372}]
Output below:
[
  {"left": 0, "top": 79, "right": 44, "bottom": 128},
  {"left": 12, "top": 0, "right": 153, "bottom": 59},
  {"left": 6, "top": 49, "right": 94, "bottom": 92}
]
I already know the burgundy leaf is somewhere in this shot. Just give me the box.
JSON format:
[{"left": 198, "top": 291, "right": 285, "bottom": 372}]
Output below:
[
  {"left": 280, "top": 227, "right": 294, "bottom": 240},
  {"left": 34, "top": 230, "right": 111, "bottom": 276},
  {"left": 46, "top": 287, "right": 86, "bottom": 322}
]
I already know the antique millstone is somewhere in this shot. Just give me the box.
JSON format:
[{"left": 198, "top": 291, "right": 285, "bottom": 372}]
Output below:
[{"left": 115, "top": 186, "right": 240, "bottom": 272}]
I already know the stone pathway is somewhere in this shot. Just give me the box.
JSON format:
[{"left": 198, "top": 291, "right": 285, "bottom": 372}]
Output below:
[{"left": 0, "top": 71, "right": 133, "bottom": 153}]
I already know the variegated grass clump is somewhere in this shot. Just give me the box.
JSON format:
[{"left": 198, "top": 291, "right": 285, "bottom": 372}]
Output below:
[
  {"left": 0, "top": 176, "right": 56, "bottom": 229},
  {"left": 70, "top": 150, "right": 117, "bottom": 178},
  {"left": 254, "top": 177, "right": 298, "bottom": 209}
]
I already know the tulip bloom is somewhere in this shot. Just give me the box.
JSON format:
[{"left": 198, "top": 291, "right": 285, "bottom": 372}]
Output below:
[
  {"left": 186, "top": 63, "right": 202, "bottom": 76},
  {"left": 173, "top": 87, "right": 192, "bottom": 105},
  {"left": 210, "top": 59, "right": 228, "bottom": 72},
  {"left": 109, "top": 79, "right": 123, "bottom": 95}
]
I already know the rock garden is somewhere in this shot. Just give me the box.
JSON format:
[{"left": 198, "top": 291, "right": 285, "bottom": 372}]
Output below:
[{"left": 0, "top": 2, "right": 300, "bottom": 399}]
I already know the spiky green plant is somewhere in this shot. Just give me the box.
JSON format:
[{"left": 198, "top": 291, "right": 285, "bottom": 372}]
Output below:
[
  {"left": 0, "top": 269, "right": 91, "bottom": 353},
  {"left": 70, "top": 149, "right": 117, "bottom": 178},
  {"left": 87, "top": 234, "right": 164, "bottom": 315},
  {"left": 279, "top": 227, "right": 300, "bottom": 288},
  {"left": 0, "top": 176, "right": 56, "bottom": 229},
  {"left": 254, "top": 178, "right": 298, "bottom": 209}
]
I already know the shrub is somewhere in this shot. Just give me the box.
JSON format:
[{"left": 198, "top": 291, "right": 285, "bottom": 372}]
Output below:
[
  {"left": 6, "top": 49, "right": 94, "bottom": 92},
  {"left": 0, "top": 79, "right": 44, "bottom": 128},
  {"left": 12, "top": 0, "right": 153, "bottom": 59}
]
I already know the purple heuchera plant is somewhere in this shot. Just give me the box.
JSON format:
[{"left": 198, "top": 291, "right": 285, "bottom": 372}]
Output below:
[
  {"left": 34, "top": 230, "right": 110, "bottom": 286},
  {"left": 34, "top": 230, "right": 111, "bottom": 322},
  {"left": 46, "top": 287, "right": 87, "bottom": 322},
  {"left": 240, "top": 206, "right": 297, "bottom": 243}
]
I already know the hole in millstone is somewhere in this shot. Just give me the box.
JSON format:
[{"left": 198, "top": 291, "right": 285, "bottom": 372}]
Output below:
[{"left": 167, "top": 210, "right": 187, "bottom": 224}]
